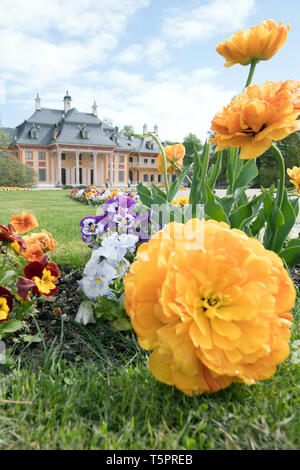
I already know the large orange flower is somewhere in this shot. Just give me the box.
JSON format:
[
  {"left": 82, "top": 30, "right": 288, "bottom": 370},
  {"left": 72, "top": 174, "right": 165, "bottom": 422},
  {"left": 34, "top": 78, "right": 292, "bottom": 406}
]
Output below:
[
  {"left": 24, "top": 230, "right": 57, "bottom": 252},
  {"left": 210, "top": 80, "right": 300, "bottom": 159},
  {"left": 124, "top": 219, "right": 295, "bottom": 395},
  {"left": 287, "top": 166, "right": 300, "bottom": 193},
  {"left": 217, "top": 20, "right": 290, "bottom": 67},
  {"left": 11, "top": 212, "right": 38, "bottom": 234},
  {"left": 157, "top": 144, "right": 185, "bottom": 174}
]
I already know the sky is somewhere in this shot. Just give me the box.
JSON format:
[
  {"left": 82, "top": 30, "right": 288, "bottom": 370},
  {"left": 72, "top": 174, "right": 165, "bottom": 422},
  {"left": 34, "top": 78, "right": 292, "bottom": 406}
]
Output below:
[{"left": 0, "top": 0, "right": 299, "bottom": 142}]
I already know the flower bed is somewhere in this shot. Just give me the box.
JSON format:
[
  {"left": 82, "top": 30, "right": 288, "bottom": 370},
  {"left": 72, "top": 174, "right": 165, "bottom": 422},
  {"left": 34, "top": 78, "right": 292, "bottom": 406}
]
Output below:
[
  {"left": 0, "top": 212, "right": 59, "bottom": 340},
  {"left": 0, "top": 187, "right": 33, "bottom": 191},
  {"left": 70, "top": 187, "right": 137, "bottom": 206}
]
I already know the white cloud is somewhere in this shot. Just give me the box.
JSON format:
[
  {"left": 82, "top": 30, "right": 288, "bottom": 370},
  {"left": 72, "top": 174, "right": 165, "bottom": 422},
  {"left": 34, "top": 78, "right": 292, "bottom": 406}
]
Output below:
[
  {"left": 114, "top": 44, "right": 144, "bottom": 65},
  {"left": 144, "top": 39, "right": 170, "bottom": 68},
  {"left": 163, "top": 0, "right": 256, "bottom": 46}
]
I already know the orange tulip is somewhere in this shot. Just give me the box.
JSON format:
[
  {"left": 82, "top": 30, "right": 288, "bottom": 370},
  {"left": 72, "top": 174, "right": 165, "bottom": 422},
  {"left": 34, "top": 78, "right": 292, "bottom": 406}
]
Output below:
[
  {"left": 11, "top": 212, "right": 38, "bottom": 234},
  {"left": 210, "top": 80, "right": 300, "bottom": 159},
  {"left": 124, "top": 219, "right": 295, "bottom": 395},
  {"left": 217, "top": 20, "right": 290, "bottom": 67},
  {"left": 287, "top": 166, "right": 300, "bottom": 193},
  {"left": 157, "top": 144, "right": 185, "bottom": 174}
]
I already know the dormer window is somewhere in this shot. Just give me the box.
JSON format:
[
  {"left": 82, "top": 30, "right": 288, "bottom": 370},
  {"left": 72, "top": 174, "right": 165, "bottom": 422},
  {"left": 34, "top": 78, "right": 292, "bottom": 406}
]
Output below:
[
  {"left": 146, "top": 141, "right": 154, "bottom": 150},
  {"left": 30, "top": 127, "right": 38, "bottom": 139},
  {"left": 52, "top": 129, "right": 59, "bottom": 140},
  {"left": 81, "top": 126, "right": 89, "bottom": 139}
]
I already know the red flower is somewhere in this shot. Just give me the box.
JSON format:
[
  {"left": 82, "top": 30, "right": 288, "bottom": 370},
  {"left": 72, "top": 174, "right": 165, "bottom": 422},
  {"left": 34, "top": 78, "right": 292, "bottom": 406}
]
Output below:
[
  {"left": 0, "top": 224, "right": 27, "bottom": 250},
  {"left": 0, "top": 286, "right": 13, "bottom": 322},
  {"left": 24, "top": 260, "right": 60, "bottom": 297}
]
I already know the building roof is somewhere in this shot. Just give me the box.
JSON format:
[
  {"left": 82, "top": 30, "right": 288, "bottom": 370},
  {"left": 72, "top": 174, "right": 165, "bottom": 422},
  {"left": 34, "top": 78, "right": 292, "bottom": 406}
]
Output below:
[{"left": 4, "top": 96, "right": 161, "bottom": 153}]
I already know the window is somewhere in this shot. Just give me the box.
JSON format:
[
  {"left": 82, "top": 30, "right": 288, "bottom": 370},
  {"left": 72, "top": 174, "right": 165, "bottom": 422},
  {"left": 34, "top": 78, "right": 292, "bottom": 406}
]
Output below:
[
  {"left": 25, "top": 152, "right": 32, "bottom": 160},
  {"left": 90, "top": 154, "right": 93, "bottom": 162},
  {"left": 144, "top": 158, "right": 148, "bottom": 164},
  {"left": 129, "top": 157, "right": 133, "bottom": 163},
  {"left": 39, "top": 169, "right": 46, "bottom": 182},
  {"left": 62, "top": 153, "right": 66, "bottom": 161},
  {"left": 143, "top": 174, "right": 148, "bottom": 182},
  {"left": 30, "top": 129, "right": 38, "bottom": 139},
  {"left": 151, "top": 159, "right": 155, "bottom": 164},
  {"left": 79, "top": 167, "right": 83, "bottom": 184},
  {"left": 158, "top": 175, "right": 161, "bottom": 183},
  {"left": 151, "top": 174, "right": 154, "bottom": 182},
  {"left": 119, "top": 156, "right": 124, "bottom": 163},
  {"left": 39, "top": 152, "right": 45, "bottom": 160},
  {"left": 79, "top": 154, "right": 82, "bottom": 161},
  {"left": 119, "top": 170, "right": 124, "bottom": 182}
]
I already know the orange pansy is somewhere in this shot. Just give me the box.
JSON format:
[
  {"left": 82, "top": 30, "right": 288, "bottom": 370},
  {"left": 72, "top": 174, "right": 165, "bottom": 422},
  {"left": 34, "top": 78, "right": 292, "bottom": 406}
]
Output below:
[{"left": 11, "top": 212, "right": 38, "bottom": 234}]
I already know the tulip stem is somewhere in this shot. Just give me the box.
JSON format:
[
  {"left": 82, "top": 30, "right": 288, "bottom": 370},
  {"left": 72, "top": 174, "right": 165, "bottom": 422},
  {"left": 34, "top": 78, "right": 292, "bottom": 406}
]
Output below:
[
  {"left": 173, "top": 161, "right": 193, "bottom": 185},
  {"left": 132, "top": 132, "right": 169, "bottom": 197},
  {"left": 272, "top": 143, "right": 285, "bottom": 210},
  {"left": 244, "top": 59, "right": 258, "bottom": 89}
]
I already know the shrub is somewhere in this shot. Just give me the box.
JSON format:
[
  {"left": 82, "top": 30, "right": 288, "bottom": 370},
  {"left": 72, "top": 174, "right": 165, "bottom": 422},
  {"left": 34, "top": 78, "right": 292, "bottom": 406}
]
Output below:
[{"left": 0, "top": 154, "right": 38, "bottom": 188}]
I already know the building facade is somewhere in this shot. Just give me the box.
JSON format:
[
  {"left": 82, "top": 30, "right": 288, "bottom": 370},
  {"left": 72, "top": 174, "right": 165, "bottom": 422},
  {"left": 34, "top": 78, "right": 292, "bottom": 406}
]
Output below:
[{"left": 4, "top": 93, "right": 179, "bottom": 188}]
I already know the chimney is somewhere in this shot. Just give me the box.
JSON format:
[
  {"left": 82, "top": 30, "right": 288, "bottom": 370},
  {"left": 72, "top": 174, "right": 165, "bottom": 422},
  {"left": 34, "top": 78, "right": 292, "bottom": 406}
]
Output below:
[
  {"left": 154, "top": 124, "right": 158, "bottom": 136},
  {"left": 35, "top": 93, "right": 41, "bottom": 111},
  {"left": 63, "top": 91, "right": 72, "bottom": 113},
  {"left": 92, "top": 100, "right": 98, "bottom": 117},
  {"left": 143, "top": 123, "right": 147, "bottom": 135}
]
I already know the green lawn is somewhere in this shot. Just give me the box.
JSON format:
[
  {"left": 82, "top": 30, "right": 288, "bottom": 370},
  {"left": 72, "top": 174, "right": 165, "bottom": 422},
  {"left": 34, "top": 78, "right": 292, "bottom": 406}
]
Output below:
[
  {"left": 0, "top": 190, "right": 299, "bottom": 450},
  {"left": 0, "top": 189, "right": 95, "bottom": 267}
]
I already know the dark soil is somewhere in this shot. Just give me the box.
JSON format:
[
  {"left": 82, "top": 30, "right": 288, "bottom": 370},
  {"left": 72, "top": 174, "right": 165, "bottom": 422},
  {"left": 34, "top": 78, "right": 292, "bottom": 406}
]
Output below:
[{"left": 8, "top": 267, "right": 142, "bottom": 367}]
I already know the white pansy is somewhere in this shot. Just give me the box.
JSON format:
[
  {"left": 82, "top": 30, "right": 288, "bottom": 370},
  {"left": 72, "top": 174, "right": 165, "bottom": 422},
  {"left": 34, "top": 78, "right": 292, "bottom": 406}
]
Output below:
[
  {"left": 79, "top": 260, "right": 117, "bottom": 300},
  {"left": 75, "top": 300, "right": 96, "bottom": 325}
]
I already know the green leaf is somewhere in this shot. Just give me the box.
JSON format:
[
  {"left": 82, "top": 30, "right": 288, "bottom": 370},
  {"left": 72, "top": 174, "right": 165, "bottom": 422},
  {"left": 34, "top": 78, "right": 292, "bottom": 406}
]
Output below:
[
  {"left": 273, "top": 190, "right": 297, "bottom": 253},
  {"left": 207, "top": 151, "right": 223, "bottom": 189},
  {"left": 233, "top": 159, "right": 258, "bottom": 191},
  {"left": 0, "top": 270, "right": 16, "bottom": 285},
  {"left": 168, "top": 167, "right": 191, "bottom": 202},
  {"left": 0, "top": 319, "right": 23, "bottom": 337},
  {"left": 229, "top": 204, "right": 254, "bottom": 229},
  {"left": 280, "top": 245, "right": 300, "bottom": 265},
  {"left": 137, "top": 183, "right": 154, "bottom": 208},
  {"left": 151, "top": 183, "right": 168, "bottom": 205},
  {"left": 109, "top": 317, "right": 132, "bottom": 331},
  {"left": 203, "top": 183, "right": 229, "bottom": 223}
]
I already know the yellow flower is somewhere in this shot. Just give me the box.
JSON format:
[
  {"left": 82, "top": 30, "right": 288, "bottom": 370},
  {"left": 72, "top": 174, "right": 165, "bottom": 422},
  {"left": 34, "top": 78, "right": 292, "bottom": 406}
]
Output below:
[
  {"left": 172, "top": 196, "right": 189, "bottom": 207},
  {"left": 33, "top": 269, "right": 56, "bottom": 295},
  {"left": 217, "top": 20, "right": 290, "bottom": 67},
  {"left": 157, "top": 144, "right": 185, "bottom": 174},
  {"left": 0, "top": 297, "right": 9, "bottom": 321},
  {"left": 287, "top": 166, "right": 300, "bottom": 193},
  {"left": 210, "top": 80, "right": 300, "bottom": 159},
  {"left": 124, "top": 219, "right": 295, "bottom": 395}
]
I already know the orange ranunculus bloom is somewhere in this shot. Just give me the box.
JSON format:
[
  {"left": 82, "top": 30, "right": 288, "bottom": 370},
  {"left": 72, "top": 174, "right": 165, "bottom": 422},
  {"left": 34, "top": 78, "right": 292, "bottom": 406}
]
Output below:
[
  {"left": 11, "top": 212, "right": 38, "bottom": 234},
  {"left": 157, "top": 144, "right": 185, "bottom": 174},
  {"left": 124, "top": 219, "right": 295, "bottom": 395},
  {"left": 210, "top": 80, "right": 300, "bottom": 159},
  {"left": 24, "top": 230, "right": 57, "bottom": 252},
  {"left": 217, "top": 20, "right": 290, "bottom": 68},
  {"left": 287, "top": 166, "right": 300, "bottom": 193}
]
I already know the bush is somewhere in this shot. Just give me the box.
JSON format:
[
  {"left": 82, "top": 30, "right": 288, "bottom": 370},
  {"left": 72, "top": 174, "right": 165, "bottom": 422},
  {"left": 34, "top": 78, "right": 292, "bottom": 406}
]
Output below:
[{"left": 0, "top": 153, "right": 38, "bottom": 187}]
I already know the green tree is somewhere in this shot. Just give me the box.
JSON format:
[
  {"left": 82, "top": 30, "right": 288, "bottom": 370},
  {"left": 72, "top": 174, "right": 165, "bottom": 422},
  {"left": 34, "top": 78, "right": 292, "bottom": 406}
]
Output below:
[
  {"left": 182, "top": 133, "right": 203, "bottom": 167},
  {"left": 253, "top": 131, "right": 300, "bottom": 188},
  {"left": 0, "top": 127, "right": 37, "bottom": 187},
  {"left": 123, "top": 124, "right": 134, "bottom": 136}
]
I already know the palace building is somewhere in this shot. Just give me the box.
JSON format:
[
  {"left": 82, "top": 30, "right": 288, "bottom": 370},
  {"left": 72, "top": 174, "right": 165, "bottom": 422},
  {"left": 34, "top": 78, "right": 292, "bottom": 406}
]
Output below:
[{"left": 4, "top": 92, "right": 178, "bottom": 187}]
